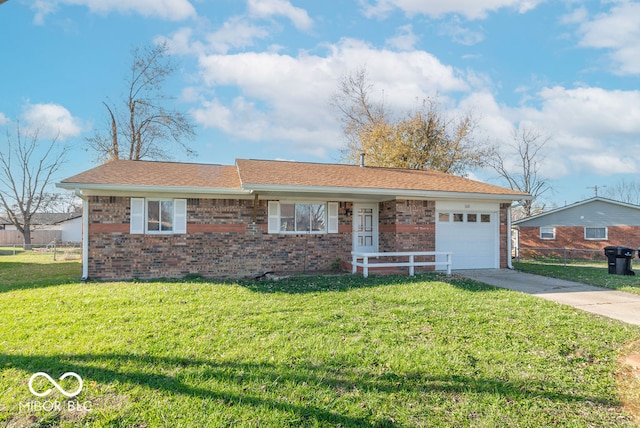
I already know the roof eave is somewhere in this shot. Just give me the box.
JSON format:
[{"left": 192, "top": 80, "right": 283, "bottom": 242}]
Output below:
[
  {"left": 242, "top": 184, "right": 530, "bottom": 201},
  {"left": 56, "top": 182, "right": 249, "bottom": 195}
]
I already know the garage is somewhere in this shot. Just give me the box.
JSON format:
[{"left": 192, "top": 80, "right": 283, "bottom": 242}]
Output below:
[{"left": 435, "top": 201, "right": 500, "bottom": 270}]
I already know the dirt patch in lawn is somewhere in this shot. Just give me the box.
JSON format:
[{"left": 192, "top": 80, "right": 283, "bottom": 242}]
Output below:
[{"left": 618, "top": 340, "right": 640, "bottom": 424}]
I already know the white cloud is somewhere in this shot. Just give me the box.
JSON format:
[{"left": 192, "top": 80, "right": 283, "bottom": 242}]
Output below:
[
  {"left": 438, "top": 18, "right": 485, "bottom": 45},
  {"left": 0, "top": 112, "right": 8, "bottom": 126},
  {"left": 385, "top": 24, "right": 419, "bottom": 51},
  {"left": 247, "top": 0, "right": 313, "bottom": 31},
  {"left": 205, "top": 17, "right": 270, "bottom": 54},
  {"left": 190, "top": 38, "right": 468, "bottom": 155},
  {"left": 160, "top": 19, "right": 270, "bottom": 56},
  {"left": 568, "top": 152, "right": 637, "bottom": 176},
  {"left": 575, "top": 1, "right": 640, "bottom": 75},
  {"left": 360, "top": 0, "right": 542, "bottom": 20},
  {"left": 157, "top": 27, "right": 202, "bottom": 56},
  {"left": 480, "top": 85, "right": 640, "bottom": 179},
  {"left": 32, "top": 0, "right": 196, "bottom": 24},
  {"left": 560, "top": 6, "right": 588, "bottom": 25},
  {"left": 20, "top": 103, "right": 83, "bottom": 140},
  {"left": 527, "top": 86, "right": 640, "bottom": 139}
]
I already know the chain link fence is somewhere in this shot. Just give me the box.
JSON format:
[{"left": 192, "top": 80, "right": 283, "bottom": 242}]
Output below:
[
  {"left": 514, "top": 247, "right": 608, "bottom": 265},
  {"left": 0, "top": 241, "right": 82, "bottom": 260}
]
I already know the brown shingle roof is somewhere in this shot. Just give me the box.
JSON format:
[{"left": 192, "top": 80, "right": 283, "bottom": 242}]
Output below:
[
  {"left": 58, "top": 158, "right": 528, "bottom": 198},
  {"left": 60, "top": 160, "right": 242, "bottom": 189},
  {"left": 236, "top": 159, "right": 526, "bottom": 196}
]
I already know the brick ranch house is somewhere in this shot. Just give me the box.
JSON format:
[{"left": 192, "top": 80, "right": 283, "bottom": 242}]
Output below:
[
  {"left": 57, "top": 159, "right": 529, "bottom": 280},
  {"left": 514, "top": 197, "right": 640, "bottom": 259}
]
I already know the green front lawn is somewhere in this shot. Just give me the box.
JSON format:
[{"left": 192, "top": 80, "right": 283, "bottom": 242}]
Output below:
[
  {"left": 1, "top": 252, "right": 639, "bottom": 426},
  {"left": 514, "top": 259, "right": 640, "bottom": 296},
  {"left": 0, "top": 247, "right": 82, "bottom": 293}
]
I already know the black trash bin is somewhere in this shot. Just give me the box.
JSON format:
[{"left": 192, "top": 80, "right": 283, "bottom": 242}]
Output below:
[{"left": 604, "top": 246, "right": 635, "bottom": 275}]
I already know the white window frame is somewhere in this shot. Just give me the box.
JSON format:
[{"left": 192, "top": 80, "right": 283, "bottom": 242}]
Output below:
[
  {"left": 130, "top": 198, "right": 187, "bottom": 235},
  {"left": 584, "top": 226, "right": 607, "bottom": 240},
  {"left": 268, "top": 201, "right": 339, "bottom": 234},
  {"left": 540, "top": 226, "right": 556, "bottom": 240}
]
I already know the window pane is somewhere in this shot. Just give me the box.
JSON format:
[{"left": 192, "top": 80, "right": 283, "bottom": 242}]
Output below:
[
  {"left": 161, "top": 200, "right": 173, "bottom": 231},
  {"left": 481, "top": 214, "right": 491, "bottom": 223},
  {"left": 280, "top": 204, "right": 295, "bottom": 231},
  {"left": 586, "top": 227, "right": 606, "bottom": 239},
  {"left": 453, "top": 213, "right": 464, "bottom": 222},
  {"left": 438, "top": 212, "right": 450, "bottom": 222},
  {"left": 296, "top": 204, "right": 311, "bottom": 232},
  {"left": 310, "top": 204, "right": 326, "bottom": 232},
  {"left": 540, "top": 227, "right": 555, "bottom": 239},
  {"left": 147, "top": 201, "right": 160, "bottom": 231},
  {"left": 467, "top": 213, "right": 477, "bottom": 223}
]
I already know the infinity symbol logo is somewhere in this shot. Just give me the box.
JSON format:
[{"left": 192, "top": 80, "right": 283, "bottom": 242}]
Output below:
[{"left": 28, "top": 372, "right": 83, "bottom": 398}]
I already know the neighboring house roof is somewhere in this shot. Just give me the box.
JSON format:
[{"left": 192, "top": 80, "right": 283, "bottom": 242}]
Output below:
[
  {"left": 513, "top": 197, "right": 640, "bottom": 227},
  {"left": 58, "top": 159, "right": 530, "bottom": 201},
  {"left": 0, "top": 212, "right": 82, "bottom": 226}
]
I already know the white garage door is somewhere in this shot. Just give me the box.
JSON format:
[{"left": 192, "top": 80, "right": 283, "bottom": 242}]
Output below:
[{"left": 435, "top": 202, "right": 500, "bottom": 270}]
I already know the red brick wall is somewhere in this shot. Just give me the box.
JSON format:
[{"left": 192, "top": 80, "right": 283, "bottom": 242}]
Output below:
[
  {"left": 87, "top": 197, "right": 353, "bottom": 280},
  {"left": 379, "top": 200, "right": 436, "bottom": 252},
  {"left": 518, "top": 225, "right": 640, "bottom": 259},
  {"left": 86, "top": 197, "right": 511, "bottom": 279}
]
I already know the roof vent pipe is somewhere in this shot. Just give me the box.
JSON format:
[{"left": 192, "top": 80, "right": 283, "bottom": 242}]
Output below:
[{"left": 360, "top": 153, "right": 365, "bottom": 167}]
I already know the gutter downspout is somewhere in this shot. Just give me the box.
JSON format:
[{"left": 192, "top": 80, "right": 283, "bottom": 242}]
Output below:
[
  {"left": 74, "top": 189, "right": 89, "bottom": 281},
  {"left": 507, "top": 204, "right": 514, "bottom": 270}
]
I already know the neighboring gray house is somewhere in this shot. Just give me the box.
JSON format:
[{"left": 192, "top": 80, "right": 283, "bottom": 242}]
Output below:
[
  {"left": 0, "top": 212, "right": 82, "bottom": 245},
  {"left": 514, "top": 197, "right": 640, "bottom": 258}
]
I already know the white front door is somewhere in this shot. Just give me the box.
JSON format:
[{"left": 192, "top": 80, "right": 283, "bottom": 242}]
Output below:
[{"left": 353, "top": 203, "right": 378, "bottom": 253}]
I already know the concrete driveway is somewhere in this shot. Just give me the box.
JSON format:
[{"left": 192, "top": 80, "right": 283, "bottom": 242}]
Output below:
[{"left": 457, "top": 269, "right": 640, "bottom": 326}]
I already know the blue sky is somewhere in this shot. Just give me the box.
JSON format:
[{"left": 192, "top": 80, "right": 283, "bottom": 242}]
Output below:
[{"left": 2, "top": 0, "right": 640, "bottom": 208}]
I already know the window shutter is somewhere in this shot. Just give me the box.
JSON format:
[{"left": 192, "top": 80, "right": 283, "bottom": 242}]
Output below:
[
  {"left": 327, "top": 202, "right": 339, "bottom": 233},
  {"left": 268, "top": 201, "right": 280, "bottom": 233},
  {"left": 130, "top": 198, "right": 145, "bottom": 234},
  {"left": 174, "top": 199, "right": 187, "bottom": 234}
]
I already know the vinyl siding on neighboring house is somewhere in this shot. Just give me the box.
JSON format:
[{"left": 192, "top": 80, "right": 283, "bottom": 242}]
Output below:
[{"left": 515, "top": 200, "right": 640, "bottom": 227}]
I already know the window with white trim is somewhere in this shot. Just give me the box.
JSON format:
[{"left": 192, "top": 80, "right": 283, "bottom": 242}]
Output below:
[
  {"left": 147, "top": 200, "right": 174, "bottom": 232},
  {"left": 130, "top": 198, "right": 187, "bottom": 235},
  {"left": 540, "top": 227, "right": 556, "bottom": 240},
  {"left": 585, "top": 227, "right": 607, "bottom": 240},
  {"left": 268, "top": 201, "right": 339, "bottom": 234}
]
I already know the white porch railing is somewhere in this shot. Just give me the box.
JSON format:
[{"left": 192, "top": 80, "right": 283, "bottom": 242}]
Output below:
[{"left": 351, "top": 251, "right": 452, "bottom": 278}]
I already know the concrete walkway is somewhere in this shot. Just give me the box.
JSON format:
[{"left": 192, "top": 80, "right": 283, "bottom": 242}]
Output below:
[{"left": 457, "top": 269, "right": 640, "bottom": 326}]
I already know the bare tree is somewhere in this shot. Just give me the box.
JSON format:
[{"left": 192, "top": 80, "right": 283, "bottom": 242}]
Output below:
[
  {"left": 331, "top": 67, "right": 489, "bottom": 175},
  {"left": 489, "top": 125, "right": 551, "bottom": 218},
  {"left": 87, "top": 43, "right": 196, "bottom": 162},
  {"left": 331, "top": 67, "right": 388, "bottom": 156},
  {"left": 0, "top": 124, "right": 68, "bottom": 249},
  {"left": 604, "top": 179, "right": 640, "bottom": 205}
]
